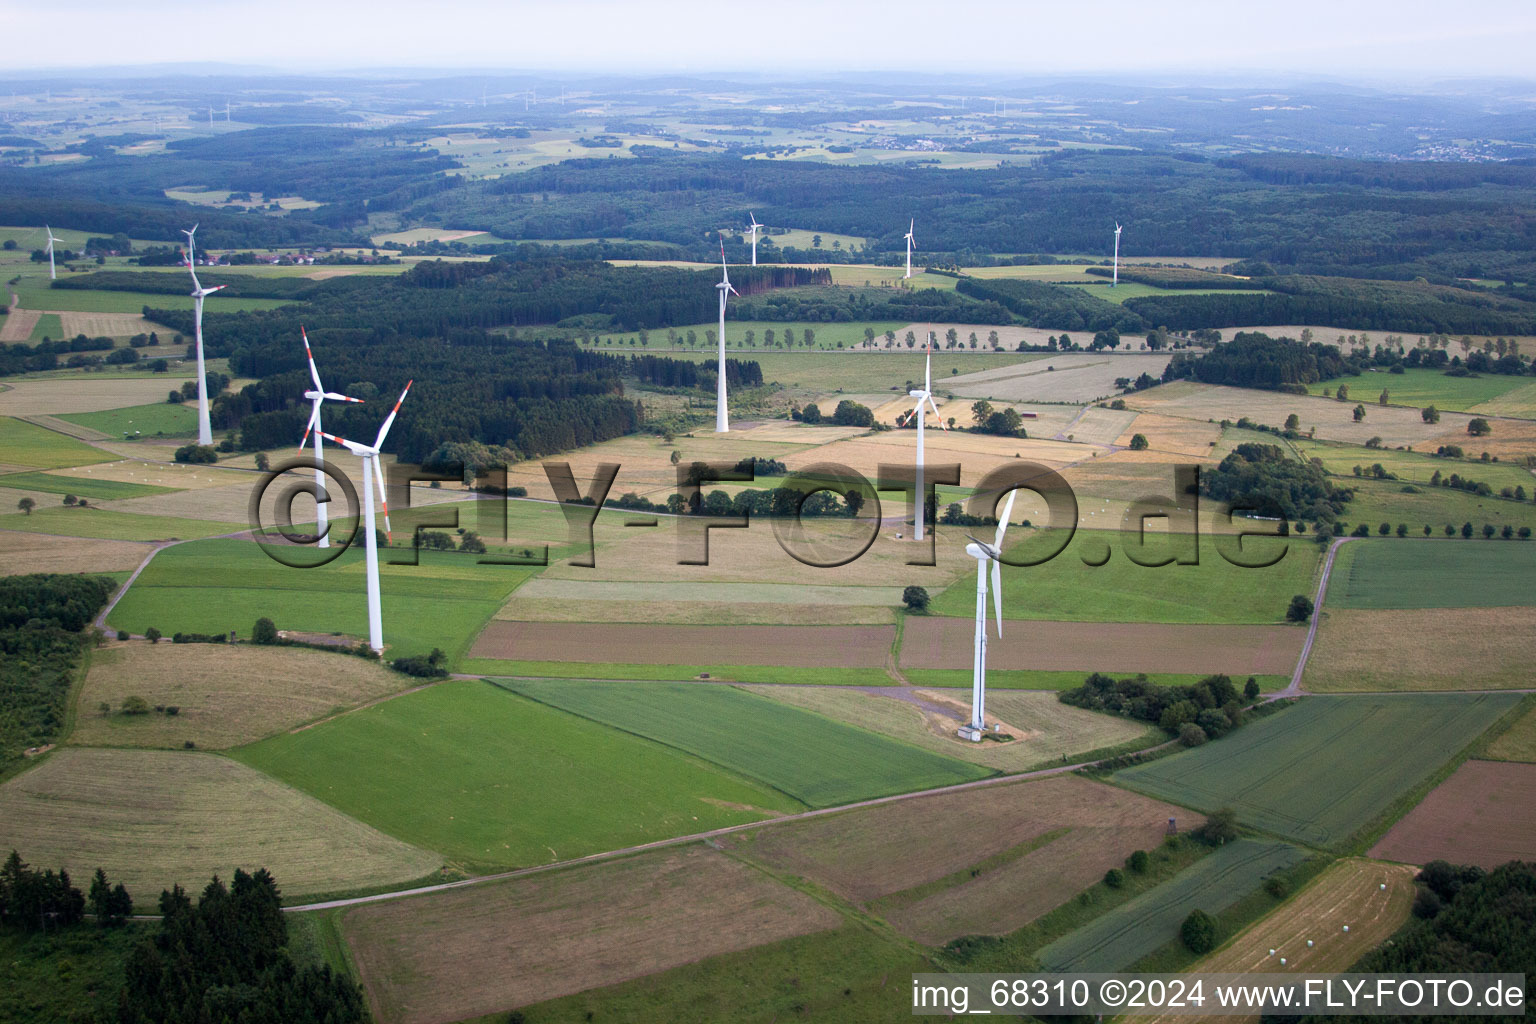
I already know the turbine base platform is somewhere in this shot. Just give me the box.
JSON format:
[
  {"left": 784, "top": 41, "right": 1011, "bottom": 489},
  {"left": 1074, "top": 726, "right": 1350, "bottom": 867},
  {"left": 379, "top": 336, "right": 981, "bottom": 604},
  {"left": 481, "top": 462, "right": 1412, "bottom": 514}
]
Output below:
[{"left": 958, "top": 725, "right": 986, "bottom": 743}]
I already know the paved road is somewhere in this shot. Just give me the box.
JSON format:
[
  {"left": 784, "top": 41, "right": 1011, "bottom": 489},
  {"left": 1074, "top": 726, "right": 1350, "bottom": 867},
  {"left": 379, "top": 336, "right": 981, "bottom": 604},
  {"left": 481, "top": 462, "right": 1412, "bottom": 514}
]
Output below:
[{"left": 1284, "top": 536, "right": 1352, "bottom": 697}]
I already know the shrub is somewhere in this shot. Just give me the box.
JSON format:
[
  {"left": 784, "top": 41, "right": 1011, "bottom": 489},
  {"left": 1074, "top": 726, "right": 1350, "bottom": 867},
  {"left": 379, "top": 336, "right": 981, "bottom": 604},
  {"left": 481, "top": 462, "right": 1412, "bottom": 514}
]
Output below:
[
  {"left": 1178, "top": 722, "right": 1208, "bottom": 747},
  {"left": 1243, "top": 677, "right": 1261, "bottom": 701},
  {"left": 1195, "top": 807, "right": 1239, "bottom": 845},
  {"left": 1127, "top": 849, "right": 1150, "bottom": 874},
  {"left": 116, "top": 629, "right": 129, "bottom": 641},
  {"left": 164, "top": 706, "right": 179, "bottom": 716},
  {"left": 1285, "top": 594, "right": 1314, "bottom": 623},
  {"left": 251, "top": 617, "right": 278, "bottom": 645},
  {"left": 902, "top": 585, "right": 930, "bottom": 612},
  {"left": 1180, "top": 909, "right": 1217, "bottom": 954},
  {"left": 391, "top": 647, "right": 449, "bottom": 679},
  {"left": 121, "top": 696, "right": 150, "bottom": 715},
  {"left": 173, "top": 443, "right": 218, "bottom": 464},
  {"left": 1104, "top": 868, "right": 1125, "bottom": 888},
  {"left": 1264, "top": 875, "right": 1292, "bottom": 899},
  {"left": 145, "top": 627, "right": 161, "bottom": 644},
  {"left": 1195, "top": 708, "right": 1230, "bottom": 739}
]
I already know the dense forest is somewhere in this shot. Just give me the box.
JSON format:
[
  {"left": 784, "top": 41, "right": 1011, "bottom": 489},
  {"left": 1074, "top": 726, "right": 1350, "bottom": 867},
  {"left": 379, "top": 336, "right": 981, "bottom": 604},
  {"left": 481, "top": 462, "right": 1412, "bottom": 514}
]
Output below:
[
  {"left": 1162, "top": 332, "right": 1359, "bottom": 391},
  {"left": 1201, "top": 442, "right": 1353, "bottom": 524},
  {"left": 955, "top": 277, "right": 1145, "bottom": 333}
]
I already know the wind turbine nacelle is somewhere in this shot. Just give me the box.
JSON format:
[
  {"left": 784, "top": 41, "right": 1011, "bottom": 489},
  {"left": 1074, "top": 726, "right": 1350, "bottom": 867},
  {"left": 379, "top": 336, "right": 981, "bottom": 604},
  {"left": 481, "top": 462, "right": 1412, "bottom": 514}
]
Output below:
[
  {"left": 908, "top": 389, "right": 927, "bottom": 399},
  {"left": 303, "top": 390, "right": 324, "bottom": 400},
  {"left": 965, "top": 543, "right": 989, "bottom": 560}
]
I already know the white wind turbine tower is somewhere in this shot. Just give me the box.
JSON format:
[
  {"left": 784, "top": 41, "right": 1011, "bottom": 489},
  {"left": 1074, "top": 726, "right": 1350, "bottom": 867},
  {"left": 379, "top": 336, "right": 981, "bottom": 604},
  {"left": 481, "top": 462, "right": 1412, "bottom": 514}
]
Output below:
[
  {"left": 715, "top": 239, "right": 738, "bottom": 433},
  {"left": 745, "top": 212, "right": 762, "bottom": 266},
  {"left": 960, "top": 487, "right": 1019, "bottom": 741},
  {"left": 1112, "top": 222, "right": 1122, "bottom": 287},
  {"left": 318, "top": 381, "right": 413, "bottom": 653},
  {"left": 900, "top": 332, "right": 947, "bottom": 540},
  {"left": 43, "top": 226, "right": 61, "bottom": 280},
  {"left": 297, "top": 327, "right": 364, "bottom": 548},
  {"left": 181, "top": 224, "right": 226, "bottom": 446},
  {"left": 903, "top": 219, "right": 917, "bottom": 279}
]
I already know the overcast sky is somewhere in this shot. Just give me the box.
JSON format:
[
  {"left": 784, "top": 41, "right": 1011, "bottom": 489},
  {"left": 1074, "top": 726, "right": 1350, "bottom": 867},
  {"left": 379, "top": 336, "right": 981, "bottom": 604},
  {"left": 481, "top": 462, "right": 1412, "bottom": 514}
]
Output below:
[{"left": 9, "top": 0, "right": 1536, "bottom": 82}]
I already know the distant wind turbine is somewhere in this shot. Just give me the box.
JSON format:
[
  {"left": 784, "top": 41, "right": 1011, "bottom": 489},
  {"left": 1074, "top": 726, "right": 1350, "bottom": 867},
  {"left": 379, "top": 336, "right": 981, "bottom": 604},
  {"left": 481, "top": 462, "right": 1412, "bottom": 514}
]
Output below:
[
  {"left": 715, "top": 240, "right": 738, "bottom": 432},
  {"left": 1112, "top": 223, "right": 1122, "bottom": 287},
  {"left": 960, "top": 487, "right": 1019, "bottom": 741},
  {"left": 181, "top": 224, "right": 225, "bottom": 446},
  {"left": 903, "top": 219, "right": 916, "bottom": 279},
  {"left": 298, "top": 327, "right": 364, "bottom": 549},
  {"left": 318, "top": 381, "right": 413, "bottom": 653},
  {"left": 898, "top": 332, "right": 947, "bottom": 540},
  {"left": 746, "top": 212, "right": 762, "bottom": 266},
  {"left": 43, "top": 225, "right": 61, "bottom": 280}
]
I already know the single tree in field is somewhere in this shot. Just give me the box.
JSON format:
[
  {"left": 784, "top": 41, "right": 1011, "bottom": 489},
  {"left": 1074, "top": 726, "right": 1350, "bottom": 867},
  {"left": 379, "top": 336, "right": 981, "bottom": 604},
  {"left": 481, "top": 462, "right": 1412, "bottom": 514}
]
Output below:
[
  {"left": 17, "top": 497, "right": 34, "bottom": 515},
  {"left": 864, "top": 327, "right": 875, "bottom": 347},
  {"left": 1128, "top": 433, "right": 1149, "bottom": 451},
  {"left": 252, "top": 617, "right": 278, "bottom": 645},
  {"left": 884, "top": 329, "right": 896, "bottom": 347},
  {"left": 1286, "top": 594, "right": 1314, "bottom": 623},
  {"left": 1462, "top": 522, "right": 1474, "bottom": 539},
  {"left": 988, "top": 330, "right": 999, "bottom": 348},
  {"left": 145, "top": 627, "right": 161, "bottom": 644},
  {"left": 1396, "top": 523, "right": 1408, "bottom": 537},
  {"left": 1336, "top": 383, "right": 1349, "bottom": 402},
  {"left": 669, "top": 450, "right": 681, "bottom": 466},
  {"left": 1353, "top": 404, "right": 1367, "bottom": 422},
  {"left": 1482, "top": 523, "right": 1496, "bottom": 539},
  {"left": 1181, "top": 910, "right": 1218, "bottom": 953},
  {"left": 1422, "top": 405, "right": 1440, "bottom": 424},
  {"left": 1244, "top": 677, "right": 1261, "bottom": 701},
  {"left": 902, "top": 585, "right": 930, "bottom": 612},
  {"left": 254, "top": 452, "right": 270, "bottom": 472},
  {"left": 1467, "top": 418, "right": 1492, "bottom": 437},
  {"left": 971, "top": 400, "right": 994, "bottom": 428},
  {"left": 843, "top": 489, "right": 864, "bottom": 518},
  {"left": 1379, "top": 389, "right": 1389, "bottom": 405},
  {"left": 1284, "top": 413, "right": 1300, "bottom": 431},
  {"left": 905, "top": 330, "right": 916, "bottom": 349}
]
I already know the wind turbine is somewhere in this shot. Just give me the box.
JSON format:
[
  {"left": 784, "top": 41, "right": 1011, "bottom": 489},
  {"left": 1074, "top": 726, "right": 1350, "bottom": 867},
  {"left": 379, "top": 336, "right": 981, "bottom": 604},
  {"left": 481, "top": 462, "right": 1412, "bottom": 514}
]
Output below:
[
  {"left": 903, "top": 219, "right": 916, "bottom": 279},
  {"left": 715, "top": 239, "right": 738, "bottom": 433},
  {"left": 745, "top": 212, "right": 762, "bottom": 266},
  {"left": 297, "top": 327, "right": 364, "bottom": 549},
  {"left": 43, "top": 225, "right": 61, "bottom": 280},
  {"left": 898, "top": 332, "right": 947, "bottom": 540},
  {"left": 960, "top": 487, "right": 1019, "bottom": 742},
  {"left": 1112, "top": 222, "right": 1122, "bottom": 288},
  {"left": 181, "top": 224, "right": 225, "bottom": 446},
  {"left": 318, "top": 381, "right": 413, "bottom": 653}
]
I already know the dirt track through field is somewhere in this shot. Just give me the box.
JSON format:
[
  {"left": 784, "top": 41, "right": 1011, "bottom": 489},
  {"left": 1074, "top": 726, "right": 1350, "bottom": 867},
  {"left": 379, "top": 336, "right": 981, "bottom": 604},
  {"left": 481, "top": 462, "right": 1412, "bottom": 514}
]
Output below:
[
  {"left": 900, "top": 617, "right": 1304, "bottom": 676},
  {"left": 471, "top": 620, "right": 896, "bottom": 667}
]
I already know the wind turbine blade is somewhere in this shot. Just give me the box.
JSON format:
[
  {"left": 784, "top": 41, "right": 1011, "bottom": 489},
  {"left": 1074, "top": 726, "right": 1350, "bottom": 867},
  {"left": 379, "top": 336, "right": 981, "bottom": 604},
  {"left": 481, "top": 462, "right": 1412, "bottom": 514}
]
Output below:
[
  {"left": 991, "top": 558, "right": 1003, "bottom": 638},
  {"left": 927, "top": 394, "right": 945, "bottom": 427},
  {"left": 299, "top": 405, "right": 318, "bottom": 450},
  {"left": 301, "top": 327, "right": 323, "bottom": 390},
  {"left": 324, "top": 392, "right": 363, "bottom": 403},
  {"left": 372, "top": 380, "right": 412, "bottom": 449},
  {"left": 995, "top": 487, "right": 1019, "bottom": 549},
  {"left": 374, "top": 457, "right": 392, "bottom": 542},
  {"left": 728, "top": 284, "right": 739, "bottom": 297},
  {"left": 318, "top": 430, "right": 372, "bottom": 457},
  {"left": 925, "top": 333, "right": 932, "bottom": 390}
]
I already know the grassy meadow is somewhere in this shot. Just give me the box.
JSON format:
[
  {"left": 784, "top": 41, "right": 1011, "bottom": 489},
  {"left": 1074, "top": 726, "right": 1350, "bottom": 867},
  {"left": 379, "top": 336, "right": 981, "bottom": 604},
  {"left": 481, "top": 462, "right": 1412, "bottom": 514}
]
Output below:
[
  {"left": 60, "top": 401, "right": 198, "bottom": 437},
  {"left": 1302, "top": 367, "right": 1532, "bottom": 412},
  {"left": 234, "top": 680, "right": 800, "bottom": 871},
  {"left": 0, "top": 416, "right": 111, "bottom": 469}
]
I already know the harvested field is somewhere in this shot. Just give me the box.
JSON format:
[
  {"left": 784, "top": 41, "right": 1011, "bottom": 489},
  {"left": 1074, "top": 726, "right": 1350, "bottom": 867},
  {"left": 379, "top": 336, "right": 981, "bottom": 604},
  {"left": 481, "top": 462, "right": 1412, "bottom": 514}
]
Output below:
[
  {"left": 57, "top": 312, "right": 167, "bottom": 338},
  {"left": 1117, "top": 693, "right": 1523, "bottom": 848},
  {"left": 47, "top": 458, "right": 249, "bottom": 490},
  {"left": 947, "top": 353, "right": 1173, "bottom": 404},
  {"left": 500, "top": 579, "right": 902, "bottom": 625},
  {"left": 724, "top": 775, "right": 1190, "bottom": 906},
  {"left": 0, "top": 377, "right": 188, "bottom": 416},
  {"left": 0, "top": 748, "right": 441, "bottom": 897},
  {"left": 1134, "top": 858, "right": 1417, "bottom": 1024},
  {"left": 1486, "top": 703, "right": 1536, "bottom": 763},
  {"left": 71, "top": 642, "right": 414, "bottom": 749},
  {"left": 1369, "top": 760, "right": 1536, "bottom": 869},
  {"left": 473, "top": 621, "right": 895, "bottom": 668},
  {"left": 339, "top": 845, "right": 841, "bottom": 1024},
  {"left": 1428, "top": 416, "right": 1536, "bottom": 461},
  {"left": 0, "top": 530, "right": 151, "bottom": 573},
  {"left": 0, "top": 308, "right": 39, "bottom": 342},
  {"left": 507, "top": 680, "right": 989, "bottom": 806},
  {"left": 743, "top": 685, "right": 1154, "bottom": 772},
  {"left": 1128, "top": 381, "right": 1473, "bottom": 446},
  {"left": 1038, "top": 840, "right": 1308, "bottom": 972},
  {"left": 900, "top": 617, "right": 1304, "bottom": 676},
  {"left": 1304, "top": 607, "right": 1536, "bottom": 692},
  {"left": 1113, "top": 413, "right": 1225, "bottom": 459}
]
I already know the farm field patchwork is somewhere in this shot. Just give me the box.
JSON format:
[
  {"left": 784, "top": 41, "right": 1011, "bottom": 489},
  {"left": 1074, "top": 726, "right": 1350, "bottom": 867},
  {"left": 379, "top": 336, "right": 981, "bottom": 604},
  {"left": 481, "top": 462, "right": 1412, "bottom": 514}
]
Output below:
[
  {"left": 1330, "top": 538, "right": 1536, "bottom": 608},
  {"left": 1304, "top": 607, "right": 1535, "bottom": 692},
  {"left": 1368, "top": 759, "right": 1536, "bottom": 869},
  {"left": 506, "top": 679, "right": 990, "bottom": 806},
  {"left": 1294, "top": 440, "right": 1536, "bottom": 494},
  {"left": 1133, "top": 858, "right": 1417, "bottom": 1024},
  {"left": 1115, "top": 693, "right": 1523, "bottom": 848},
  {"left": 472, "top": 621, "right": 896, "bottom": 669},
  {"left": 1471, "top": 378, "right": 1536, "bottom": 419},
  {"left": 927, "top": 529, "right": 1319, "bottom": 624},
  {"left": 1036, "top": 840, "right": 1308, "bottom": 972},
  {"left": 234, "top": 680, "right": 800, "bottom": 870},
  {"left": 1302, "top": 367, "right": 1530, "bottom": 412},
  {"left": 900, "top": 617, "right": 1304, "bottom": 677},
  {"left": 743, "top": 685, "right": 1156, "bottom": 772},
  {"left": 0, "top": 748, "right": 441, "bottom": 898},
  {"left": 0, "top": 415, "right": 111, "bottom": 469},
  {"left": 946, "top": 352, "right": 1172, "bottom": 404},
  {"left": 0, "top": 468, "right": 175, "bottom": 500},
  {"left": 338, "top": 844, "right": 842, "bottom": 1024},
  {"left": 71, "top": 642, "right": 415, "bottom": 749},
  {"left": 724, "top": 775, "right": 1190, "bottom": 907},
  {"left": 107, "top": 537, "right": 532, "bottom": 662}
]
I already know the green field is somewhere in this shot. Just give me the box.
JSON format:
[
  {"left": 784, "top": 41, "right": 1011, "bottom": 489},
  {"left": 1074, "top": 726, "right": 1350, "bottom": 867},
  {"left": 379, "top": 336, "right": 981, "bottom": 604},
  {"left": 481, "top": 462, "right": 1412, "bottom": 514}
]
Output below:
[
  {"left": 27, "top": 312, "right": 63, "bottom": 342},
  {"left": 1115, "top": 693, "right": 1522, "bottom": 848},
  {"left": 928, "top": 530, "right": 1320, "bottom": 624},
  {"left": 1331, "top": 538, "right": 1536, "bottom": 608},
  {"left": 12, "top": 281, "right": 298, "bottom": 314},
  {"left": 106, "top": 537, "right": 532, "bottom": 662},
  {"left": 506, "top": 680, "right": 992, "bottom": 806},
  {"left": 234, "top": 680, "right": 799, "bottom": 870},
  {"left": 1036, "top": 839, "right": 1307, "bottom": 972},
  {"left": 1295, "top": 440, "right": 1536, "bottom": 494},
  {"left": 59, "top": 401, "right": 199, "bottom": 437},
  {"left": 1303, "top": 368, "right": 1530, "bottom": 412},
  {"left": 1063, "top": 282, "right": 1272, "bottom": 305},
  {"left": 0, "top": 469, "right": 175, "bottom": 500},
  {"left": 899, "top": 670, "right": 1289, "bottom": 693},
  {"left": 1485, "top": 702, "right": 1536, "bottom": 763},
  {"left": 500, "top": 925, "right": 928, "bottom": 1024},
  {"left": 0, "top": 506, "right": 241, "bottom": 541},
  {"left": 0, "top": 416, "right": 111, "bottom": 469},
  {"left": 1340, "top": 476, "right": 1536, "bottom": 533}
]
